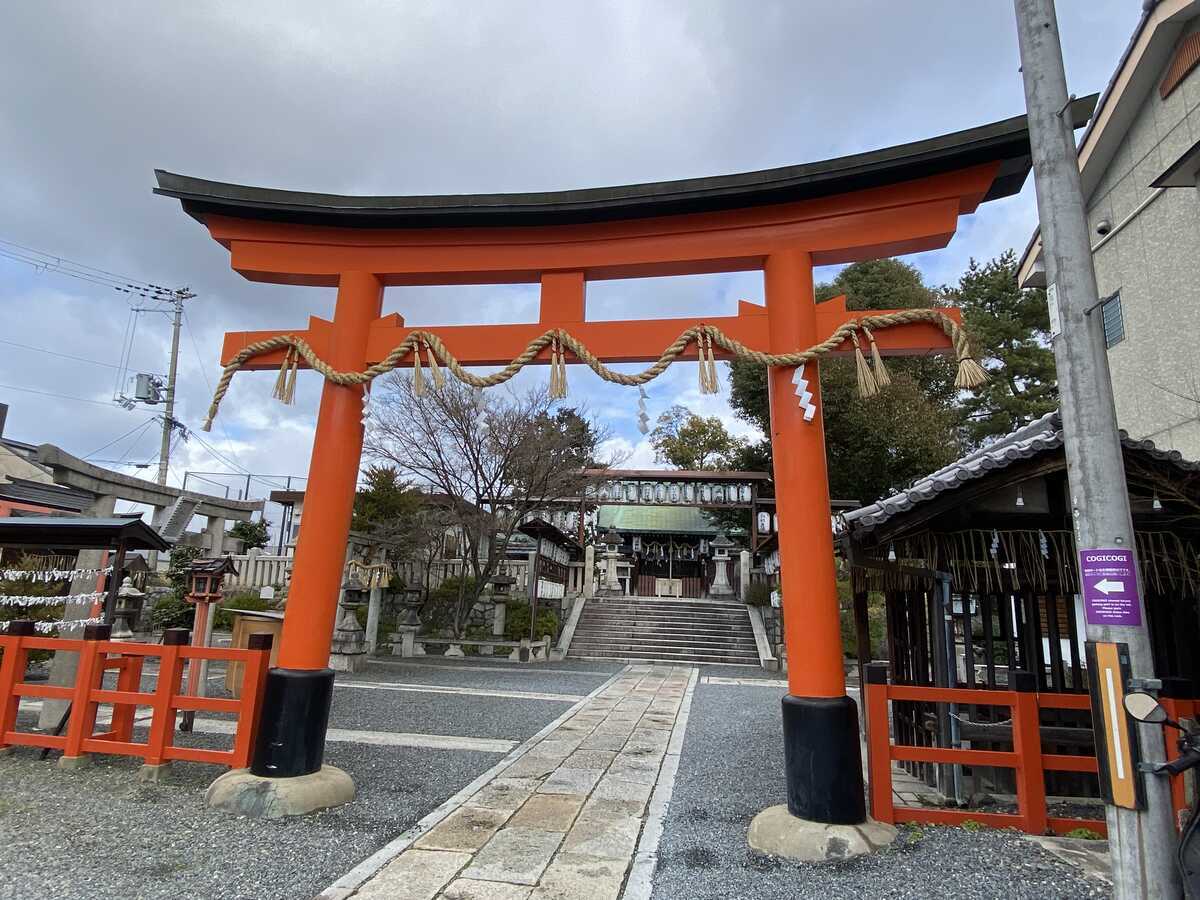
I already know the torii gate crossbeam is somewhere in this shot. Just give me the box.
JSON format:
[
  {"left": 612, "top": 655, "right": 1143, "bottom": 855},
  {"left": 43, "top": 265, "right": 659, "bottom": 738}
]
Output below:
[{"left": 155, "top": 97, "right": 1095, "bottom": 829}]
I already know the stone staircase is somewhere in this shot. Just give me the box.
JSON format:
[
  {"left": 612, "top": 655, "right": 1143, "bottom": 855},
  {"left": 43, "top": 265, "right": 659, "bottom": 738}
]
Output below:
[{"left": 568, "top": 597, "right": 760, "bottom": 665}]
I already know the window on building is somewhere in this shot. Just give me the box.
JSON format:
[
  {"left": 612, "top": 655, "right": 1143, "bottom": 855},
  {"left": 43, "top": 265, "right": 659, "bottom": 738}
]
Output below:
[{"left": 1101, "top": 293, "right": 1125, "bottom": 347}]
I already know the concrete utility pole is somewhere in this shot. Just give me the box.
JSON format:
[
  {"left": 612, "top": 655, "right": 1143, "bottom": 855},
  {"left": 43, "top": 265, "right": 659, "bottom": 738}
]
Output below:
[
  {"left": 1014, "top": 2, "right": 1179, "bottom": 896},
  {"left": 157, "top": 288, "right": 194, "bottom": 486}
]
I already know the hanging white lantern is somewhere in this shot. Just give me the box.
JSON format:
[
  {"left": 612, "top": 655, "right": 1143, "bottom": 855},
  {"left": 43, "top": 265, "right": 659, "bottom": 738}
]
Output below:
[
  {"left": 641, "top": 484, "right": 654, "bottom": 502},
  {"left": 655, "top": 484, "right": 666, "bottom": 502},
  {"left": 772, "top": 514, "right": 779, "bottom": 532},
  {"left": 739, "top": 485, "right": 751, "bottom": 503},
  {"left": 757, "top": 511, "right": 771, "bottom": 533},
  {"left": 712, "top": 485, "right": 725, "bottom": 504},
  {"left": 632, "top": 536, "right": 642, "bottom": 552},
  {"left": 684, "top": 483, "right": 695, "bottom": 503},
  {"left": 701, "top": 484, "right": 713, "bottom": 503},
  {"left": 669, "top": 484, "right": 680, "bottom": 503},
  {"left": 624, "top": 483, "right": 636, "bottom": 502}
]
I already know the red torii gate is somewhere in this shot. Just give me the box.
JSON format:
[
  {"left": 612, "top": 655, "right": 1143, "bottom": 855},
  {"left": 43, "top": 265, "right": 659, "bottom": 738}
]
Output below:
[{"left": 155, "top": 99, "right": 1092, "bottom": 825}]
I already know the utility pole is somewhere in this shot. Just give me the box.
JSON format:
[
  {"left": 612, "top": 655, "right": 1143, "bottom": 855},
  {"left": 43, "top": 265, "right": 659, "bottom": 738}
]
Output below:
[
  {"left": 157, "top": 288, "right": 194, "bottom": 486},
  {"left": 1014, "top": 2, "right": 1179, "bottom": 897}
]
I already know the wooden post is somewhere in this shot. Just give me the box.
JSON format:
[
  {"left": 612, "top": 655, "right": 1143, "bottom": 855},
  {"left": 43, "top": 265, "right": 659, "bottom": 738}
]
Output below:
[
  {"left": 60, "top": 623, "right": 110, "bottom": 767},
  {"left": 0, "top": 621, "right": 35, "bottom": 749},
  {"left": 232, "top": 633, "right": 274, "bottom": 768},
  {"left": 1011, "top": 670, "right": 1048, "bottom": 834},
  {"left": 145, "top": 628, "right": 189, "bottom": 767},
  {"left": 864, "top": 662, "right": 895, "bottom": 823}
]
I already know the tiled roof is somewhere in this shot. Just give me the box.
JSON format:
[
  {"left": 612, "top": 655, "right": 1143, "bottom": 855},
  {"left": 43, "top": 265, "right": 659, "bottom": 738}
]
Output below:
[
  {"left": 840, "top": 411, "right": 1200, "bottom": 536},
  {"left": 596, "top": 505, "right": 718, "bottom": 535},
  {"left": 0, "top": 476, "right": 91, "bottom": 513}
]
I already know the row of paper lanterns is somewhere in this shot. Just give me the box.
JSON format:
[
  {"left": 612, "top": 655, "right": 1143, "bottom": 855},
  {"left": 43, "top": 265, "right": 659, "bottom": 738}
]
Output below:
[{"left": 594, "top": 482, "right": 753, "bottom": 505}]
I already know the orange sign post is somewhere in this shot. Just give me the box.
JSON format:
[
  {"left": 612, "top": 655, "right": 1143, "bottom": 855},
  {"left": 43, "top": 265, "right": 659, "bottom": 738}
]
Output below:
[{"left": 155, "top": 99, "right": 1093, "bottom": 822}]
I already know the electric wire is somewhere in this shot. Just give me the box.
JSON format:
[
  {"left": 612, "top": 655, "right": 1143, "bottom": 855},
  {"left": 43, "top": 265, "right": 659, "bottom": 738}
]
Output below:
[
  {"left": 83, "top": 417, "right": 157, "bottom": 459},
  {"left": 0, "top": 382, "right": 134, "bottom": 409}
]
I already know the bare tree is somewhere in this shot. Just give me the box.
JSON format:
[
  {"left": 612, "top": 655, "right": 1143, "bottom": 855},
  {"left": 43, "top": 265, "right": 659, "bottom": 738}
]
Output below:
[{"left": 365, "top": 375, "right": 615, "bottom": 635}]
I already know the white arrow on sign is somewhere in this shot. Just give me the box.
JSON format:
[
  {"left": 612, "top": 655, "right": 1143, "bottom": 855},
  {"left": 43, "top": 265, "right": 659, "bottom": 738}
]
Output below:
[{"left": 1095, "top": 578, "right": 1125, "bottom": 595}]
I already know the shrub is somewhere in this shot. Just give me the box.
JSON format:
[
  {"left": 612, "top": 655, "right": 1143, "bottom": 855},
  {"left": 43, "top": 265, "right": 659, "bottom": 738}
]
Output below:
[
  {"left": 744, "top": 581, "right": 773, "bottom": 607},
  {"left": 148, "top": 592, "right": 194, "bottom": 631},
  {"left": 214, "top": 592, "right": 276, "bottom": 630},
  {"left": 504, "top": 600, "right": 560, "bottom": 642},
  {"left": 422, "top": 576, "right": 480, "bottom": 635},
  {"left": 1063, "top": 827, "right": 1104, "bottom": 840}
]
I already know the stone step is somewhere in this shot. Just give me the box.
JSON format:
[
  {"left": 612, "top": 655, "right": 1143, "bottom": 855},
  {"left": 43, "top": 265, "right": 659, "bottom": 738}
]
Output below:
[
  {"left": 575, "top": 615, "right": 753, "bottom": 629},
  {"left": 576, "top": 609, "right": 744, "bottom": 624},
  {"left": 569, "top": 647, "right": 760, "bottom": 664},
  {"left": 589, "top": 600, "right": 746, "bottom": 611},
  {"left": 569, "top": 640, "right": 758, "bottom": 657},
  {"left": 571, "top": 631, "right": 755, "bottom": 646},
  {"left": 572, "top": 626, "right": 756, "bottom": 643}
]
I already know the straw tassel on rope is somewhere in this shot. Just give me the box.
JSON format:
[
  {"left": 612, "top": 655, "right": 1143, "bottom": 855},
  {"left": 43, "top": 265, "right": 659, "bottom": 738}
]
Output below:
[
  {"left": 862, "top": 325, "right": 891, "bottom": 389},
  {"left": 412, "top": 339, "right": 425, "bottom": 396},
  {"left": 849, "top": 330, "right": 879, "bottom": 399}
]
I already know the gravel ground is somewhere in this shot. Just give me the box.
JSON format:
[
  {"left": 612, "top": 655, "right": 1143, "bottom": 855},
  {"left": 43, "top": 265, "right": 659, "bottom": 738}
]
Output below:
[
  {"left": 650, "top": 669, "right": 1111, "bottom": 900},
  {"left": 0, "top": 658, "right": 617, "bottom": 900}
]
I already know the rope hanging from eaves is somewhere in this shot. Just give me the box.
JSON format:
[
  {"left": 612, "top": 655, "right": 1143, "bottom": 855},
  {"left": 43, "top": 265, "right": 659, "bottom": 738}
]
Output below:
[{"left": 202, "top": 308, "right": 987, "bottom": 431}]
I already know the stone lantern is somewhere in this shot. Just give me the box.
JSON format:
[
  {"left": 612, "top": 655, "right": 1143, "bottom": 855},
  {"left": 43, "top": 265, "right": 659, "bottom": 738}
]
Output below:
[
  {"left": 597, "top": 526, "right": 625, "bottom": 598},
  {"left": 111, "top": 576, "right": 144, "bottom": 641},
  {"left": 489, "top": 574, "right": 517, "bottom": 638},
  {"left": 390, "top": 585, "right": 425, "bottom": 657},
  {"left": 709, "top": 531, "right": 736, "bottom": 597},
  {"left": 329, "top": 572, "right": 368, "bottom": 672}
]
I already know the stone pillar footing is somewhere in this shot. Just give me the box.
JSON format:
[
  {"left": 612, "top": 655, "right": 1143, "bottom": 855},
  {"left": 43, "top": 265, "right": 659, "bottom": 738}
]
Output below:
[
  {"left": 748, "top": 806, "right": 897, "bottom": 861},
  {"left": 206, "top": 765, "right": 355, "bottom": 819},
  {"left": 138, "top": 763, "right": 171, "bottom": 783},
  {"left": 57, "top": 755, "right": 92, "bottom": 771}
]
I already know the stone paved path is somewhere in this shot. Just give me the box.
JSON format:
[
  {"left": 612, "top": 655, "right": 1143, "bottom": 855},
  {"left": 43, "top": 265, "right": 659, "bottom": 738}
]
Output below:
[{"left": 349, "top": 664, "right": 692, "bottom": 900}]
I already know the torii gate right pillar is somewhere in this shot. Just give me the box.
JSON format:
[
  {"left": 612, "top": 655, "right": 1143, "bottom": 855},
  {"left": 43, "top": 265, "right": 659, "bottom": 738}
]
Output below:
[{"left": 765, "top": 248, "right": 865, "bottom": 824}]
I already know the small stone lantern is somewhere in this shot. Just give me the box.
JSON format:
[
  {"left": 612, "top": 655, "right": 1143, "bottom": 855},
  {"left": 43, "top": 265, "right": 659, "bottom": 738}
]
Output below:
[
  {"left": 111, "top": 576, "right": 144, "bottom": 641},
  {"left": 330, "top": 571, "right": 368, "bottom": 673},
  {"left": 489, "top": 574, "right": 517, "bottom": 639},
  {"left": 709, "top": 532, "right": 736, "bottom": 596},
  {"left": 597, "top": 527, "right": 624, "bottom": 597}
]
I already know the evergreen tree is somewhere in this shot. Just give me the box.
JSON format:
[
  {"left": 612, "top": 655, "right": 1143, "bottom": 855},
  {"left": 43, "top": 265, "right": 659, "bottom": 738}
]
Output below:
[{"left": 947, "top": 251, "right": 1057, "bottom": 446}]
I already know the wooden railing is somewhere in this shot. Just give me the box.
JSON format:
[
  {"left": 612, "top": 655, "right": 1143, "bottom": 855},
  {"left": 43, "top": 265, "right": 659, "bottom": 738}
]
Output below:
[
  {"left": 865, "top": 663, "right": 1198, "bottom": 835},
  {"left": 0, "top": 621, "right": 271, "bottom": 769},
  {"left": 865, "top": 663, "right": 1106, "bottom": 835}
]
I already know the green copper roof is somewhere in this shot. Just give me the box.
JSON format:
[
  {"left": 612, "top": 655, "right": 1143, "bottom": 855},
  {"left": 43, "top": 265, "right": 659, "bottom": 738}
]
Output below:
[{"left": 596, "top": 505, "right": 717, "bottom": 535}]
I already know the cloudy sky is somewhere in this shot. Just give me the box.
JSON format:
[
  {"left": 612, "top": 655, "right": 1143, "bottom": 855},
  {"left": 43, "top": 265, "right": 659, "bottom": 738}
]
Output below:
[{"left": 0, "top": 1, "right": 1138, "bottom": 518}]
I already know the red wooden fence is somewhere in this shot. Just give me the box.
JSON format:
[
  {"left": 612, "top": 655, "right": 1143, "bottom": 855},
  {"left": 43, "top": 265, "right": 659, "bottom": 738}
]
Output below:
[
  {"left": 0, "top": 620, "right": 271, "bottom": 769},
  {"left": 865, "top": 663, "right": 1196, "bottom": 836}
]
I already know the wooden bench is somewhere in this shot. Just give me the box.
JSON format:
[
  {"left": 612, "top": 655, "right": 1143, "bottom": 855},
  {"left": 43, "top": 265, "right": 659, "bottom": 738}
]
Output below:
[{"left": 390, "top": 633, "right": 552, "bottom": 662}]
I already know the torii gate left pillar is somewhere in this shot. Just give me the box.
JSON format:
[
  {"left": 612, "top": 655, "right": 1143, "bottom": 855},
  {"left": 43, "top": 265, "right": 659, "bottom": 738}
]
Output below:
[{"left": 155, "top": 104, "right": 1074, "bottom": 824}]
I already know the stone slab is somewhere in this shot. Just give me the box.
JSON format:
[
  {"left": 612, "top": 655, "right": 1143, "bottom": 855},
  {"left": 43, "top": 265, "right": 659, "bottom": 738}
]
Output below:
[
  {"left": 537, "top": 767, "right": 604, "bottom": 797},
  {"left": 578, "top": 732, "right": 629, "bottom": 752},
  {"left": 415, "top": 806, "right": 512, "bottom": 852},
  {"left": 463, "top": 827, "right": 564, "bottom": 886},
  {"left": 503, "top": 754, "right": 562, "bottom": 779},
  {"left": 470, "top": 778, "right": 539, "bottom": 812},
  {"left": 564, "top": 749, "right": 618, "bottom": 770},
  {"left": 508, "top": 794, "right": 585, "bottom": 832},
  {"left": 442, "top": 878, "right": 533, "bottom": 900},
  {"left": 354, "top": 849, "right": 471, "bottom": 900},
  {"left": 591, "top": 777, "right": 652, "bottom": 809},
  {"left": 560, "top": 806, "right": 642, "bottom": 860},
  {"left": 529, "top": 852, "right": 627, "bottom": 900}
]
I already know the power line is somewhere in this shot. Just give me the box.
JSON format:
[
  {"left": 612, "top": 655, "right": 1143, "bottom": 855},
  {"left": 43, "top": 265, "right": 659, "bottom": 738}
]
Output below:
[
  {"left": 0, "top": 237, "right": 175, "bottom": 300},
  {"left": 0, "top": 337, "right": 160, "bottom": 376},
  {"left": 83, "top": 417, "right": 157, "bottom": 459},
  {"left": 182, "top": 309, "right": 246, "bottom": 471},
  {"left": 0, "top": 382, "right": 133, "bottom": 410}
]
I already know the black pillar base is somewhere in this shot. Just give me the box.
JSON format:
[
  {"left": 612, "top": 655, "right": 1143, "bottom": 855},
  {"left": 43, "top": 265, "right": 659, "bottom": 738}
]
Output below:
[
  {"left": 251, "top": 668, "right": 334, "bottom": 778},
  {"left": 782, "top": 693, "right": 866, "bottom": 825}
]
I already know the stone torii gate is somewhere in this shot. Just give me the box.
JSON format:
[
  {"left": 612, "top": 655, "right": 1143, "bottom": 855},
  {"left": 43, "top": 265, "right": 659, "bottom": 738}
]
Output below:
[{"left": 155, "top": 99, "right": 1092, "bottom": 830}]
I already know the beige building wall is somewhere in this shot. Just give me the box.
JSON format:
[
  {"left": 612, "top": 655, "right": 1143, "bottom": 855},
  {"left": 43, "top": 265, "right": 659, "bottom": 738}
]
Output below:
[{"left": 1087, "top": 16, "right": 1200, "bottom": 456}]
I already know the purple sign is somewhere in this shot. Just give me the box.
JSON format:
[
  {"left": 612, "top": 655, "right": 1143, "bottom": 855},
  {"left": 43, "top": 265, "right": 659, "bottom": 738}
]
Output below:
[{"left": 1079, "top": 548, "right": 1141, "bottom": 626}]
